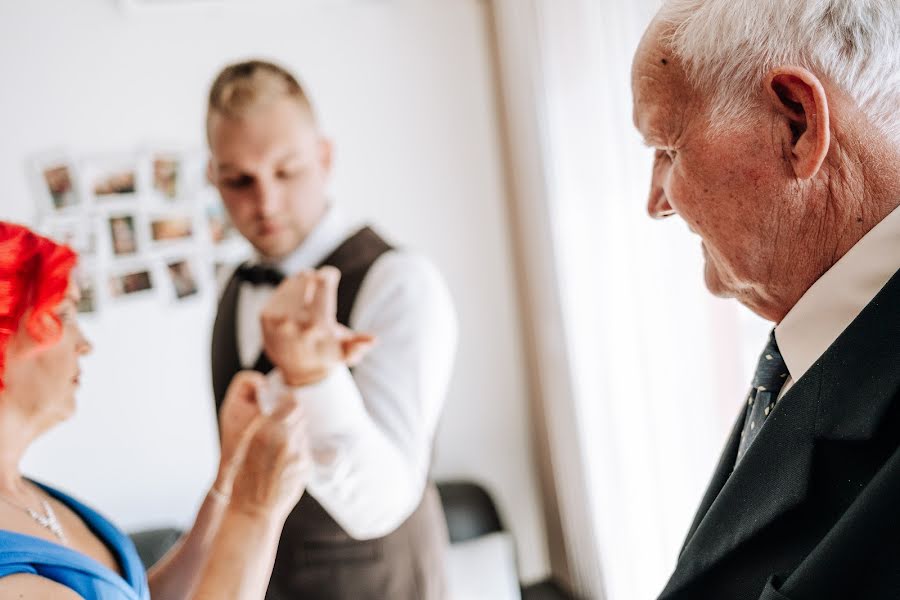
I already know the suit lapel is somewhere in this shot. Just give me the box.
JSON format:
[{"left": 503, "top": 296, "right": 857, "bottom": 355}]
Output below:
[
  {"left": 677, "top": 409, "right": 744, "bottom": 557},
  {"left": 211, "top": 266, "right": 245, "bottom": 411},
  {"left": 660, "top": 370, "right": 820, "bottom": 598},
  {"left": 812, "top": 269, "right": 900, "bottom": 443},
  {"left": 661, "top": 268, "right": 900, "bottom": 599}
]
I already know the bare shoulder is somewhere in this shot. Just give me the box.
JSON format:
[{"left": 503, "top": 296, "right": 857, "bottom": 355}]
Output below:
[{"left": 0, "top": 573, "right": 85, "bottom": 599}]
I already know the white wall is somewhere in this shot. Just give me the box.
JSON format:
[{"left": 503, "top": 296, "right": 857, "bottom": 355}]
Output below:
[{"left": 0, "top": 0, "right": 550, "bottom": 583}]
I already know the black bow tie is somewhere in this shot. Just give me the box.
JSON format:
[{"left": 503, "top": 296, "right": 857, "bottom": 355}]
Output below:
[{"left": 235, "top": 263, "right": 285, "bottom": 286}]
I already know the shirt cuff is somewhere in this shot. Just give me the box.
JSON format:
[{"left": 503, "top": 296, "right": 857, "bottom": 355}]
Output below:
[
  {"left": 265, "top": 366, "right": 369, "bottom": 481},
  {"left": 267, "top": 367, "right": 367, "bottom": 435}
]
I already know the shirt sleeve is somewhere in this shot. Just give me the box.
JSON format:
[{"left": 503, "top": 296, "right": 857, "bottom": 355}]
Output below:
[{"left": 267, "top": 251, "right": 458, "bottom": 539}]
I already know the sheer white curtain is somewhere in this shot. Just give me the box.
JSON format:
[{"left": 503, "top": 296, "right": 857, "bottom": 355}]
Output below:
[{"left": 490, "top": 1, "right": 769, "bottom": 598}]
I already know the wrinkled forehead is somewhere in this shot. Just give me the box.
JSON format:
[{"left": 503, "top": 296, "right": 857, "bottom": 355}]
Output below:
[{"left": 631, "top": 20, "right": 694, "bottom": 138}]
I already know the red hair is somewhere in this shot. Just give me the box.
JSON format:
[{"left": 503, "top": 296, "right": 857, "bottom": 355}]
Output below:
[{"left": 0, "top": 222, "right": 77, "bottom": 392}]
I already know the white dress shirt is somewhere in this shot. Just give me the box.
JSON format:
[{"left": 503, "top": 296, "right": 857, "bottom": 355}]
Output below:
[
  {"left": 232, "top": 204, "right": 458, "bottom": 540},
  {"left": 775, "top": 204, "right": 900, "bottom": 397}
]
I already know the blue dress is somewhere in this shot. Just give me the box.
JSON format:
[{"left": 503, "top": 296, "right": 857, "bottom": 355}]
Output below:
[{"left": 0, "top": 482, "right": 150, "bottom": 600}]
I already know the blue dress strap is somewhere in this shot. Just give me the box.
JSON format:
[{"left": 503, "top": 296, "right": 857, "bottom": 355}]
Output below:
[
  {"left": 0, "top": 482, "right": 150, "bottom": 600},
  {"left": 0, "top": 560, "right": 38, "bottom": 578}
]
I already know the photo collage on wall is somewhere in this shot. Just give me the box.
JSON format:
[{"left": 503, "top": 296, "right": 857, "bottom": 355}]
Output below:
[{"left": 31, "top": 149, "right": 249, "bottom": 315}]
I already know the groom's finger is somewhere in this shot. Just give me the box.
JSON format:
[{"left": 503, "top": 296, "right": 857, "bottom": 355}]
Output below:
[
  {"left": 343, "top": 333, "right": 377, "bottom": 365},
  {"left": 312, "top": 266, "right": 341, "bottom": 322},
  {"left": 298, "top": 271, "right": 317, "bottom": 304}
]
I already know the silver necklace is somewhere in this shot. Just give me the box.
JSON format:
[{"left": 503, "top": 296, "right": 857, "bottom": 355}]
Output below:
[{"left": 0, "top": 490, "right": 67, "bottom": 544}]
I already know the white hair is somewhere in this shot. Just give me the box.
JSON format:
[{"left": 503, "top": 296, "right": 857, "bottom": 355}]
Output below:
[{"left": 658, "top": 0, "right": 900, "bottom": 143}]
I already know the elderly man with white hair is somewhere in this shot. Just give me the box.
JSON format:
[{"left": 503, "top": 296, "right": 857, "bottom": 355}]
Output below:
[{"left": 632, "top": 1, "right": 900, "bottom": 598}]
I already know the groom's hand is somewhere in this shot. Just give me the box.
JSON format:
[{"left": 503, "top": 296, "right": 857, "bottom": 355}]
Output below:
[{"left": 260, "top": 266, "right": 376, "bottom": 387}]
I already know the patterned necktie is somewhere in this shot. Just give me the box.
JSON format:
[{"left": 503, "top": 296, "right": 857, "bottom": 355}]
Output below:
[
  {"left": 736, "top": 331, "right": 790, "bottom": 463},
  {"left": 235, "top": 263, "right": 285, "bottom": 287}
]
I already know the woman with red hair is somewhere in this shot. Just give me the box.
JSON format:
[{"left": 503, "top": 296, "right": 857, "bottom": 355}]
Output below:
[{"left": 0, "top": 221, "right": 320, "bottom": 599}]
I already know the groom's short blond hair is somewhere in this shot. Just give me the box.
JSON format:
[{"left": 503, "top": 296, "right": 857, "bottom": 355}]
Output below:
[{"left": 207, "top": 59, "right": 316, "bottom": 135}]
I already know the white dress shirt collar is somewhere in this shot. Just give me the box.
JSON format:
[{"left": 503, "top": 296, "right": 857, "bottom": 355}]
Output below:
[
  {"left": 775, "top": 204, "right": 900, "bottom": 384},
  {"left": 253, "top": 202, "right": 356, "bottom": 275}
]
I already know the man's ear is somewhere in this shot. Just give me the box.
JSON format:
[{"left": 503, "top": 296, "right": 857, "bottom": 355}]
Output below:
[
  {"left": 764, "top": 66, "right": 830, "bottom": 179},
  {"left": 318, "top": 137, "right": 334, "bottom": 176}
]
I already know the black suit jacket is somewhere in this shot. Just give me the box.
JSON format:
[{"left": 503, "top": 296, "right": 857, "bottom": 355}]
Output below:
[{"left": 659, "top": 268, "right": 900, "bottom": 600}]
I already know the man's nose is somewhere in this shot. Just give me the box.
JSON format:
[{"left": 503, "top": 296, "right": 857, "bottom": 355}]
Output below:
[
  {"left": 647, "top": 182, "right": 675, "bottom": 219},
  {"left": 254, "top": 178, "right": 280, "bottom": 217}
]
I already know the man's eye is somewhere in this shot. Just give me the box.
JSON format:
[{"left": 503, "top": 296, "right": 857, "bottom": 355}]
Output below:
[
  {"left": 224, "top": 176, "right": 253, "bottom": 188},
  {"left": 656, "top": 148, "right": 677, "bottom": 161}
]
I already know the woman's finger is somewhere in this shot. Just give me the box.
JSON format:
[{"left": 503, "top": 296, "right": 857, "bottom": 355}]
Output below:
[
  {"left": 226, "top": 371, "right": 268, "bottom": 407},
  {"left": 232, "top": 370, "right": 267, "bottom": 391}
]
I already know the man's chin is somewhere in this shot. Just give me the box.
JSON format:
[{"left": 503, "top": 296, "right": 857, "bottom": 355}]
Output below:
[
  {"left": 703, "top": 261, "right": 735, "bottom": 299},
  {"left": 251, "top": 233, "right": 298, "bottom": 260}
]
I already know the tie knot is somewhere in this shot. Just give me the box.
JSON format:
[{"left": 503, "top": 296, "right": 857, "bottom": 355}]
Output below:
[
  {"left": 236, "top": 263, "right": 285, "bottom": 286},
  {"left": 752, "top": 331, "right": 789, "bottom": 395}
]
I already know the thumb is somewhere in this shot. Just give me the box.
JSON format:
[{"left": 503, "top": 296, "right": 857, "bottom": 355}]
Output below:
[{"left": 342, "top": 334, "right": 377, "bottom": 366}]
